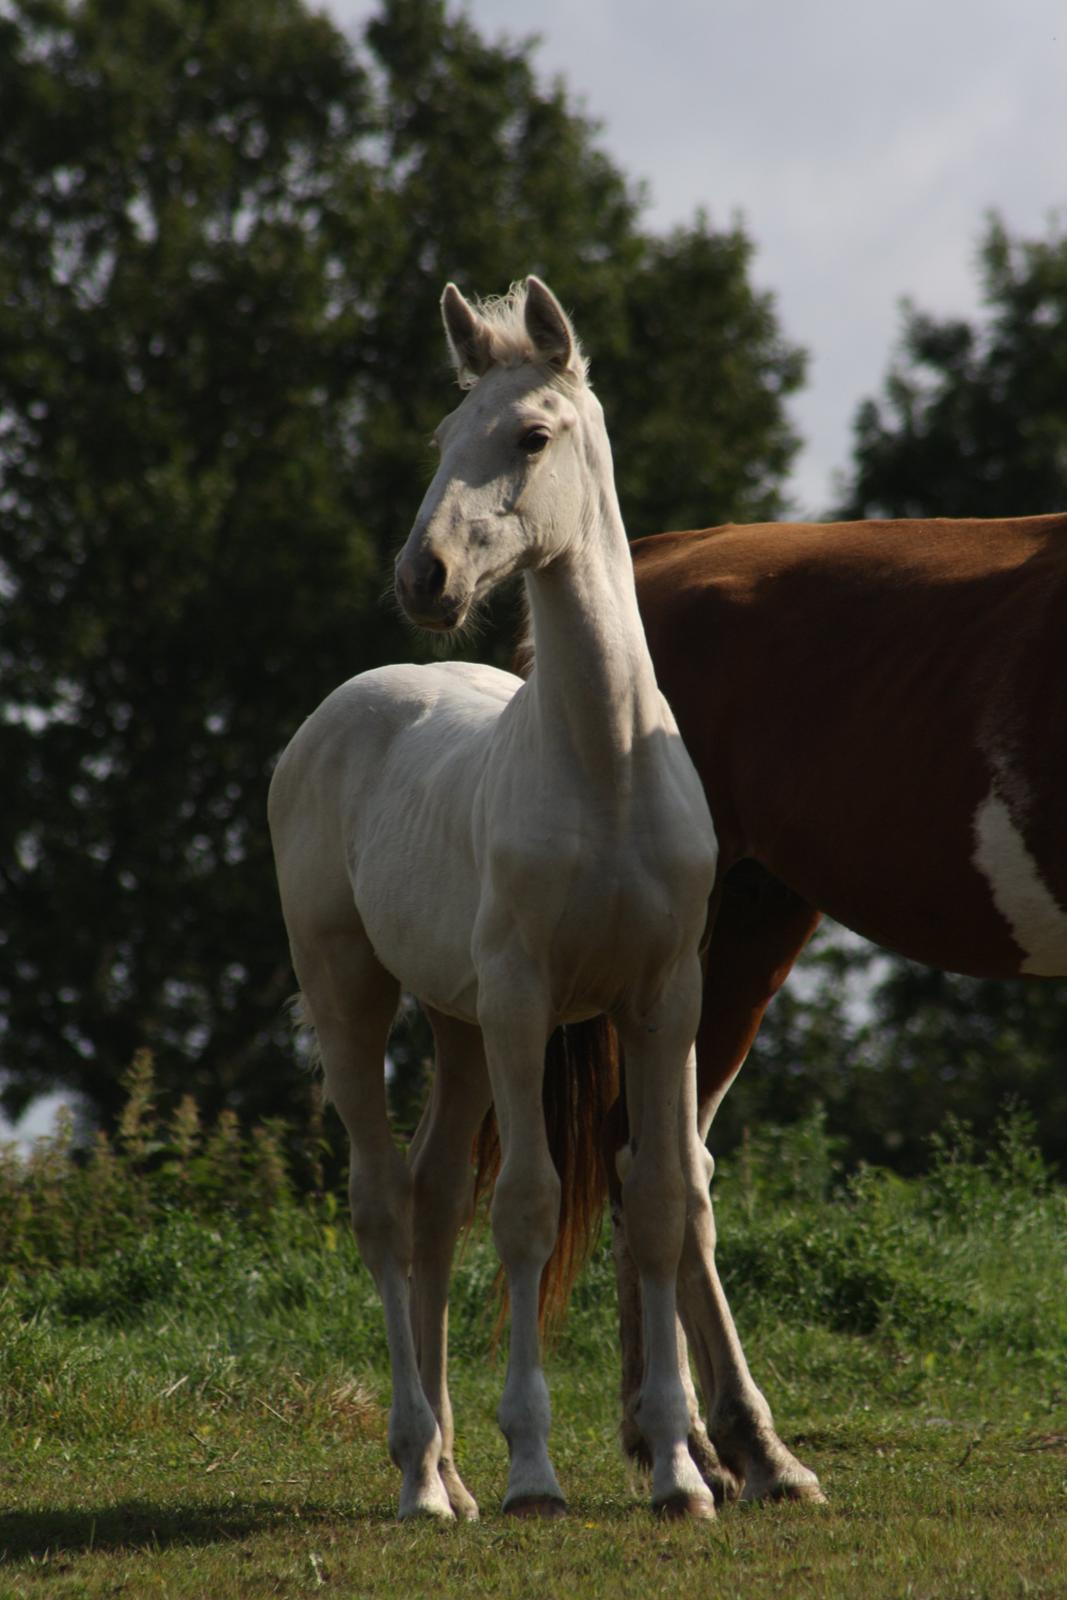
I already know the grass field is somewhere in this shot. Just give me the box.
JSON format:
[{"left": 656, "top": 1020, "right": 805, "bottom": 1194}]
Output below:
[{"left": 1, "top": 1089, "right": 1065, "bottom": 1597}]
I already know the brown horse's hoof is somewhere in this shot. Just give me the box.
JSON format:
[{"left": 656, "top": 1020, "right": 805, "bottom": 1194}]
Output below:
[
  {"left": 653, "top": 1490, "right": 717, "bottom": 1521},
  {"left": 504, "top": 1494, "right": 568, "bottom": 1519}
]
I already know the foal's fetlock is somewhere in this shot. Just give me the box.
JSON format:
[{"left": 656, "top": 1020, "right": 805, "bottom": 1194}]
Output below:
[
  {"left": 687, "top": 1425, "right": 742, "bottom": 1505},
  {"left": 620, "top": 1402, "right": 653, "bottom": 1472},
  {"left": 748, "top": 1452, "right": 831, "bottom": 1510},
  {"left": 390, "top": 1407, "right": 454, "bottom": 1520},
  {"left": 623, "top": 1409, "right": 739, "bottom": 1505},
  {"left": 711, "top": 1400, "right": 824, "bottom": 1504}
]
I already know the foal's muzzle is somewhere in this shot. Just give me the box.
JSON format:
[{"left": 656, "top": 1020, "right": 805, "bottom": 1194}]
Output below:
[{"left": 394, "top": 547, "right": 463, "bottom": 630}]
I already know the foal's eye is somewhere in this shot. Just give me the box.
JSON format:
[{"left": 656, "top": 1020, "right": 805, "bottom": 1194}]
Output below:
[{"left": 519, "top": 428, "right": 550, "bottom": 455}]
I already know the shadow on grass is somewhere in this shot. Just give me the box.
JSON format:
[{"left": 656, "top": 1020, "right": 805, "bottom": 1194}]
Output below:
[{"left": 0, "top": 1496, "right": 394, "bottom": 1560}]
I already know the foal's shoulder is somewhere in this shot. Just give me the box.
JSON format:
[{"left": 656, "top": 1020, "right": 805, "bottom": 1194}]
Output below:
[
  {"left": 271, "top": 660, "right": 521, "bottom": 806},
  {"left": 421, "top": 660, "right": 522, "bottom": 707},
  {"left": 291, "top": 662, "right": 521, "bottom": 762},
  {"left": 319, "top": 659, "right": 520, "bottom": 715}
]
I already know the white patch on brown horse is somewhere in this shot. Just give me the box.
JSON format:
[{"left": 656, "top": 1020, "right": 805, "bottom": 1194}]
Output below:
[{"left": 973, "top": 788, "right": 1067, "bottom": 975}]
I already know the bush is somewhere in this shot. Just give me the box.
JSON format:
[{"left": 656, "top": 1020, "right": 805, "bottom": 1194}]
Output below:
[{"left": 2, "top": 1075, "right": 1064, "bottom": 1394}]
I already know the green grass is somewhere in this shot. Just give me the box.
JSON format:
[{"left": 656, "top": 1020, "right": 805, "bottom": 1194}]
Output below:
[{"left": 1, "top": 1095, "right": 1065, "bottom": 1596}]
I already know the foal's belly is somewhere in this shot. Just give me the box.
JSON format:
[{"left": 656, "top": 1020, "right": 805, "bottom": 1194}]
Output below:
[
  {"left": 356, "top": 853, "right": 706, "bottom": 1027},
  {"left": 356, "top": 887, "right": 483, "bottom": 1022}
]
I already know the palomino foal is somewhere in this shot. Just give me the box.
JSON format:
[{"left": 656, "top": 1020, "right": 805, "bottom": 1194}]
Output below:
[{"left": 269, "top": 279, "right": 719, "bottom": 1520}]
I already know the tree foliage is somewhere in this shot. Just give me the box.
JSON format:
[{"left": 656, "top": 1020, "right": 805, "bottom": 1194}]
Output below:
[
  {"left": 715, "top": 929, "right": 1067, "bottom": 1175},
  {"left": 0, "top": 0, "right": 805, "bottom": 1126},
  {"left": 840, "top": 214, "right": 1067, "bottom": 518}
]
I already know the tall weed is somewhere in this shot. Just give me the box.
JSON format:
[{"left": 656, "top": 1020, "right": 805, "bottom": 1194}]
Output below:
[{"left": 1, "top": 1075, "right": 1064, "bottom": 1402}]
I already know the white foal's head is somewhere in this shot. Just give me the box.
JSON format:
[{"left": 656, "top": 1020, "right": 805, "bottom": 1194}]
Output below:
[{"left": 394, "top": 277, "right": 612, "bottom": 632}]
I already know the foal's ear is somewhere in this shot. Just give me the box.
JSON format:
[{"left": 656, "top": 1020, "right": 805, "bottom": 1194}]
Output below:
[
  {"left": 524, "top": 277, "right": 577, "bottom": 372},
  {"left": 441, "top": 283, "right": 495, "bottom": 380}
]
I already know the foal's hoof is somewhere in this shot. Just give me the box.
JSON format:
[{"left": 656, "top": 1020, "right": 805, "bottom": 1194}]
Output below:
[
  {"left": 743, "top": 1472, "right": 827, "bottom": 1506},
  {"left": 504, "top": 1494, "right": 567, "bottom": 1520},
  {"left": 398, "top": 1476, "right": 456, "bottom": 1521},
  {"left": 763, "top": 1477, "right": 828, "bottom": 1506},
  {"left": 397, "top": 1500, "right": 455, "bottom": 1522},
  {"left": 653, "top": 1489, "right": 717, "bottom": 1522},
  {"left": 439, "top": 1460, "right": 480, "bottom": 1522}
]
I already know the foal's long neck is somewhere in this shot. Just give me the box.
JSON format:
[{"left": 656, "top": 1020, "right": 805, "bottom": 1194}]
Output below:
[{"left": 523, "top": 466, "right": 664, "bottom": 780}]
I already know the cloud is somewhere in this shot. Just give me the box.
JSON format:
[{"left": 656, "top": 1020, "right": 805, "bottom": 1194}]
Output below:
[{"left": 329, "top": 0, "right": 1066, "bottom": 514}]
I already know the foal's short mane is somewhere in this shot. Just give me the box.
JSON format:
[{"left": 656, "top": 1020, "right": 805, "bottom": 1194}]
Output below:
[
  {"left": 511, "top": 591, "right": 535, "bottom": 680},
  {"left": 453, "top": 281, "right": 590, "bottom": 390}
]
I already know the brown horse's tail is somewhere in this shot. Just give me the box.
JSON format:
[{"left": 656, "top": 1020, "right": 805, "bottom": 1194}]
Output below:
[{"left": 472, "top": 1015, "right": 620, "bottom": 1335}]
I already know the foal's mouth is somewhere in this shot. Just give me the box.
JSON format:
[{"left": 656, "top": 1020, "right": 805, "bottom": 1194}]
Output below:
[{"left": 399, "top": 596, "right": 470, "bottom": 633}]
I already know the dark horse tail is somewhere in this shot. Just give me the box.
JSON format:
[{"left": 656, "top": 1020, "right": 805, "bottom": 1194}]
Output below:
[{"left": 472, "top": 1015, "right": 620, "bottom": 1332}]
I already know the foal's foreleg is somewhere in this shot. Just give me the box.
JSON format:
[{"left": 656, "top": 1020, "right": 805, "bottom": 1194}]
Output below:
[
  {"left": 293, "top": 936, "right": 452, "bottom": 1521},
  {"left": 408, "top": 1009, "right": 493, "bottom": 1521},
  {"left": 478, "top": 988, "right": 566, "bottom": 1516}
]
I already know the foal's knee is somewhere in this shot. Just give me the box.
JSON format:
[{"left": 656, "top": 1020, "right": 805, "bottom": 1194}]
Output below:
[
  {"left": 349, "top": 1149, "right": 414, "bottom": 1275},
  {"left": 621, "top": 1154, "right": 686, "bottom": 1279},
  {"left": 490, "top": 1156, "right": 561, "bottom": 1272}
]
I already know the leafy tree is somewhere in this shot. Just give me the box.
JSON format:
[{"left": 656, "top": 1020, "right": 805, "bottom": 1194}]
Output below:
[
  {"left": 717, "top": 926, "right": 1067, "bottom": 1176},
  {"left": 855, "top": 963, "right": 1067, "bottom": 1173},
  {"left": 0, "top": 0, "right": 382, "bottom": 1126},
  {"left": 841, "top": 214, "right": 1067, "bottom": 518},
  {"left": 0, "top": 0, "right": 805, "bottom": 1128}
]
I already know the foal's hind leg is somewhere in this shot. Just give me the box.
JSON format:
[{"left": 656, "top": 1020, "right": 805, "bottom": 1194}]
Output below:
[
  {"left": 606, "top": 1096, "right": 736, "bottom": 1503},
  {"left": 614, "top": 966, "right": 717, "bottom": 1521},
  {"left": 292, "top": 929, "right": 453, "bottom": 1521},
  {"left": 684, "top": 874, "right": 824, "bottom": 1502},
  {"left": 408, "top": 1008, "right": 493, "bottom": 1521},
  {"left": 614, "top": 869, "right": 824, "bottom": 1502}
]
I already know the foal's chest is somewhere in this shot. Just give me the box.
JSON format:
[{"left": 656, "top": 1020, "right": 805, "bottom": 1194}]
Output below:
[{"left": 481, "top": 796, "right": 716, "bottom": 1014}]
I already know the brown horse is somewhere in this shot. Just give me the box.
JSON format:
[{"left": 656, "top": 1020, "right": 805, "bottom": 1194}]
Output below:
[{"left": 604, "top": 510, "right": 1067, "bottom": 1501}]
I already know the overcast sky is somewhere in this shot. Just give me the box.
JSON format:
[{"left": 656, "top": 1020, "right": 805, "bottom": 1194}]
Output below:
[{"left": 329, "top": 0, "right": 1066, "bottom": 514}]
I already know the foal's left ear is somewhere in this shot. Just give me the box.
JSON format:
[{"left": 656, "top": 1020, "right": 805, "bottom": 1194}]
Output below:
[{"left": 524, "top": 276, "right": 577, "bottom": 372}]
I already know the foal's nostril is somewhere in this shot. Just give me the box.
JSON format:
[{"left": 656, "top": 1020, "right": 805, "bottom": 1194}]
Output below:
[
  {"left": 426, "top": 556, "right": 446, "bottom": 597},
  {"left": 396, "top": 548, "right": 450, "bottom": 618}
]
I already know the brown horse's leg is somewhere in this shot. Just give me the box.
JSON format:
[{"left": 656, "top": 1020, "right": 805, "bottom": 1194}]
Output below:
[{"left": 611, "top": 863, "right": 824, "bottom": 1502}]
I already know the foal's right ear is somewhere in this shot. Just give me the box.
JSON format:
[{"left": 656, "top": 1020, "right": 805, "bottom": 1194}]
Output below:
[{"left": 441, "top": 283, "right": 495, "bottom": 381}]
